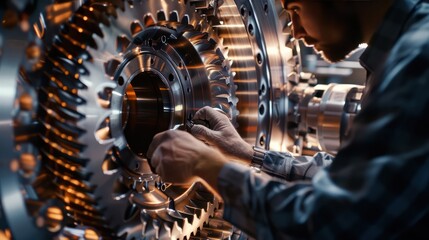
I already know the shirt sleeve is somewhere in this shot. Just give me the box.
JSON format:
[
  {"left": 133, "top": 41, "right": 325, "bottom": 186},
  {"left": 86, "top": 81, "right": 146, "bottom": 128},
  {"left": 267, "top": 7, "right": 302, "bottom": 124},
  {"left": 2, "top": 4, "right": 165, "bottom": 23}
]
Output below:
[
  {"left": 260, "top": 151, "right": 334, "bottom": 180},
  {"left": 217, "top": 28, "right": 429, "bottom": 239}
]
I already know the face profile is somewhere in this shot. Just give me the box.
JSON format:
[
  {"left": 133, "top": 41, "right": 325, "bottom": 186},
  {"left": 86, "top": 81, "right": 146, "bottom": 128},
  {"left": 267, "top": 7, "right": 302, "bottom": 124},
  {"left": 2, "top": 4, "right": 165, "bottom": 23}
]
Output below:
[{"left": 285, "top": 0, "right": 363, "bottom": 63}]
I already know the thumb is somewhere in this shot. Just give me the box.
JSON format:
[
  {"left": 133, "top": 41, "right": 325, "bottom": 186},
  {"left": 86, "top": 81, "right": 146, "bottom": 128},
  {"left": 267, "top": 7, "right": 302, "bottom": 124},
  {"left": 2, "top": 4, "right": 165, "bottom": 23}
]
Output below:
[{"left": 190, "top": 124, "right": 217, "bottom": 145}]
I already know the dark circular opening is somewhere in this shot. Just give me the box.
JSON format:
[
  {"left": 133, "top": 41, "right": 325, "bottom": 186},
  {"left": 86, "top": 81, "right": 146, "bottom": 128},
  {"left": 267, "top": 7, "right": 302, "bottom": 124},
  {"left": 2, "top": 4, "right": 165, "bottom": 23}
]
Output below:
[
  {"left": 122, "top": 71, "right": 172, "bottom": 157},
  {"left": 259, "top": 135, "right": 266, "bottom": 146},
  {"left": 240, "top": 6, "right": 246, "bottom": 16},
  {"left": 248, "top": 24, "right": 254, "bottom": 36},
  {"left": 259, "top": 103, "right": 265, "bottom": 115},
  {"left": 118, "top": 76, "right": 125, "bottom": 86},
  {"left": 256, "top": 53, "right": 263, "bottom": 65}
]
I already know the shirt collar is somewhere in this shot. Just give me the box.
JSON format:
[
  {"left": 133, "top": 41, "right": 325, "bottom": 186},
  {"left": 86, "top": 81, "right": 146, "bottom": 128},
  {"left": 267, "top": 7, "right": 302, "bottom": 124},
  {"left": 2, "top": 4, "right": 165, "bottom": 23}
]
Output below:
[{"left": 359, "top": 0, "right": 419, "bottom": 74}]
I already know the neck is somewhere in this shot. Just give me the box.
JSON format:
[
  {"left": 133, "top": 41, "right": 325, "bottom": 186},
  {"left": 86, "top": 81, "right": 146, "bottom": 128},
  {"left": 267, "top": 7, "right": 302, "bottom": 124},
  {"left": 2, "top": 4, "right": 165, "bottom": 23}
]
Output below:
[{"left": 354, "top": 0, "right": 395, "bottom": 43}]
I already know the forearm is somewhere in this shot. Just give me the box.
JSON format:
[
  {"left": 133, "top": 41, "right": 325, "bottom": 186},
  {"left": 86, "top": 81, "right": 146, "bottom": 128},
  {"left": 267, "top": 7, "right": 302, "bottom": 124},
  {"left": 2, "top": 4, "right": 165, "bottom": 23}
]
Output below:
[
  {"left": 218, "top": 162, "right": 314, "bottom": 238},
  {"left": 260, "top": 150, "right": 334, "bottom": 181}
]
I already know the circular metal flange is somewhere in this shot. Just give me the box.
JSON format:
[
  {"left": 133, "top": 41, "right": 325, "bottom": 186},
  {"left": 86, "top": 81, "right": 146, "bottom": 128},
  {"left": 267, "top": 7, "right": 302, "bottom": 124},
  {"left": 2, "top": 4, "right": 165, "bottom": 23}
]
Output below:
[
  {"left": 211, "top": 0, "right": 293, "bottom": 150},
  {"left": 18, "top": 0, "right": 238, "bottom": 239},
  {"left": 2, "top": 0, "right": 296, "bottom": 239}
]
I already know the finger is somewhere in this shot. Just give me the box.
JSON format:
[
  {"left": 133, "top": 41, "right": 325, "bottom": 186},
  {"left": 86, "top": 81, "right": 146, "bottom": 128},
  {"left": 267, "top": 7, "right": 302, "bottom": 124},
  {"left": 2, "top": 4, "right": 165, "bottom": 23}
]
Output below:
[
  {"left": 149, "top": 145, "right": 165, "bottom": 175},
  {"left": 191, "top": 124, "right": 217, "bottom": 145},
  {"left": 192, "top": 106, "right": 211, "bottom": 120},
  {"left": 193, "top": 106, "right": 229, "bottom": 128},
  {"left": 146, "top": 131, "right": 166, "bottom": 159}
]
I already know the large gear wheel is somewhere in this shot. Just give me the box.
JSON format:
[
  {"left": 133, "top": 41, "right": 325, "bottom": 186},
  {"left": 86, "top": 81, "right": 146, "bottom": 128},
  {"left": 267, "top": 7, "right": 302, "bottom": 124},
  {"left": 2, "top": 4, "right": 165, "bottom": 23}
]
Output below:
[
  {"left": 31, "top": 0, "right": 237, "bottom": 239},
  {"left": 1, "top": 0, "right": 294, "bottom": 239}
]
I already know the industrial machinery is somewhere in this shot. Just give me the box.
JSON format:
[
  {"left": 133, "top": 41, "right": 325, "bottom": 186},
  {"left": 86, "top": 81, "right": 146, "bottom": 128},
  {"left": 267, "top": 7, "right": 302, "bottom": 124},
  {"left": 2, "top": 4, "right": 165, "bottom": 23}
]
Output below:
[{"left": 0, "top": 0, "right": 364, "bottom": 239}]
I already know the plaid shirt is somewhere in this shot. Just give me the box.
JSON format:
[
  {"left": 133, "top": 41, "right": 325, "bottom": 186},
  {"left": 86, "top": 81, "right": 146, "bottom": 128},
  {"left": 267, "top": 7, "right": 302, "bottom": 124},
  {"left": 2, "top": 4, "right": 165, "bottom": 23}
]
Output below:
[{"left": 218, "top": 0, "right": 429, "bottom": 239}]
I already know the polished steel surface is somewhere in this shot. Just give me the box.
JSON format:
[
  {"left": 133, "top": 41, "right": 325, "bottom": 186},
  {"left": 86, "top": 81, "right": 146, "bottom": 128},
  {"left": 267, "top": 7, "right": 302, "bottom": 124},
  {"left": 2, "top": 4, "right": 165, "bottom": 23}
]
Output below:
[
  {"left": 0, "top": 1, "right": 76, "bottom": 239},
  {"left": 0, "top": 0, "right": 363, "bottom": 239},
  {"left": 288, "top": 81, "right": 364, "bottom": 155},
  {"left": 306, "top": 84, "right": 364, "bottom": 154}
]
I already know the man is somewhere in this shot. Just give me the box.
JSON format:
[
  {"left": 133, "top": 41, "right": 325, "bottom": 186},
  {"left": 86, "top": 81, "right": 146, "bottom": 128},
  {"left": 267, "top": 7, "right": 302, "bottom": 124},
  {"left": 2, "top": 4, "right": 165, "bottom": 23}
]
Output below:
[{"left": 147, "top": 0, "right": 429, "bottom": 238}]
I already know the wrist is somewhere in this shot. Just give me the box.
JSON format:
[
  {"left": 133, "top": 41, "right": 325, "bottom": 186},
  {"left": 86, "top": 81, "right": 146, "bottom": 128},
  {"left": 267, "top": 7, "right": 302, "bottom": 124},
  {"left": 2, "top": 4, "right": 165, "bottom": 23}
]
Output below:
[
  {"left": 242, "top": 142, "right": 254, "bottom": 163},
  {"left": 194, "top": 149, "right": 227, "bottom": 193},
  {"left": 250, "top": 146, "right": 267, "bottom": 169},
  {"left": 195, "top": 149, "right": 226, "bottom": 177}
]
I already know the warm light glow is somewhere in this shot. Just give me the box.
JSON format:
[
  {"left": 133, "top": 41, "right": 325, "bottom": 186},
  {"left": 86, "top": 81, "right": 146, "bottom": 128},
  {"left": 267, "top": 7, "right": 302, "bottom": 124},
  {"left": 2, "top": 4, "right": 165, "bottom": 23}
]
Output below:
[
  {"left": 175, "top": 105, "right": 183, "bottom": 111},
  {"left": 359, "top": 43, "right": 368, "bottom": 48}
]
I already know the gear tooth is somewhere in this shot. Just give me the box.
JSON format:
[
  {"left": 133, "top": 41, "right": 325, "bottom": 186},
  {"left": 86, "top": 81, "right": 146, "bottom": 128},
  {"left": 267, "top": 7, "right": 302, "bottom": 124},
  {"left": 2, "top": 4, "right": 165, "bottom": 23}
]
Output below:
[
  {"left": 144, "top": 14, "right": 156, "bottom": 27},
  {"left": 181, "top": 15, "right": 190, "bottom": 25},
  {"left": 168, "top": 210, "right": 193, "bottom": 239},
  {"left": 157, "top": 10, "right": 167, "bottom": 21},
  {"left": 169, "top": 11, "right": 179, "bottom": 22},
  {"left": 103, "top": 59, "right": 121, "bottom": 78},
  {"left": 112, "top": 178, "right": 131, "bottom": 201},
  {"left": 124, "top": 203, "right": 139, "bottom": 221},
  {"left": 178, "top": 210, "right": 201, "bottom": 236},
  {"left": 17, "top": 0, "right": 245, "bottom": 239},
  {"left": 158, "top": 221, "right": 172, "bottom": 239},
  {"left": 116, "top": 35, "right": 131, "bottom": 54},
  {"left": 102, "top": 150, "right": 119, "bottom": 175},
  {"left": 130, "top": 21, "right": 144, "bottom": 36}
]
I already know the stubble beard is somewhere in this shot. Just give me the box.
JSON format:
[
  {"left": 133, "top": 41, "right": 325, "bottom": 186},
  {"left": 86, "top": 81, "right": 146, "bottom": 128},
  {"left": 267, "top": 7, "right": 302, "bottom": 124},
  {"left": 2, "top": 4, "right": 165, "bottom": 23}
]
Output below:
[{"left": 316, "top": 12, "right": 362, "bottom": 63}]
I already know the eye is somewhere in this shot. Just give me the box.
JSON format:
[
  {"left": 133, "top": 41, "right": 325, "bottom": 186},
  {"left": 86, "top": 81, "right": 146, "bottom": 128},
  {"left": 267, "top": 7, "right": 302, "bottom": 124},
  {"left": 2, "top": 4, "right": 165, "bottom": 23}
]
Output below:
[
  {"left": 291, "top": 6, "right": 300, "bottom": 14},
  {"left": 286, "top": 5, "right": 301, "bottom": 17}
]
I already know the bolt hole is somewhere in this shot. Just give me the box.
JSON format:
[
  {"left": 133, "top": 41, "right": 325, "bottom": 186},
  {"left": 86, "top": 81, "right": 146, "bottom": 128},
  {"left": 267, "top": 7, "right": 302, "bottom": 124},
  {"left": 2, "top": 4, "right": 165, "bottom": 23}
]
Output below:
[
  {"left": 248, "top": 24, "right": 254, "bottom": 36},
  {"left": 259, "top": 104, "right": 265, "bottom": 115},
  {"left": 259, "top": 135, "right": 266, "bottom": 146},
  {"left": 118, "top": 76, "right": 124, "bottom": 86},
  {"left": 256, "top": 53, "right": 263, "bottom": 65},
  {"left": 97, "top": 87, "right": 113, "bottom": 109},
  {"left": 264, "top": 2, "right": 268, "bottom": 14},
  {"left": 169, "top": 73, "right": 174, "bottom": 82},
  {"left": 148, "top": 39, "right": 153, "bottom": 47},
  {"left": 187, "top": 88, "right": 191, "bottom": 93},
  {"left": 150, "top": 58, "right": 155, "bottom": 65},
  {"left": 240, "top": 6, "right": 246, "bottom": 16}
]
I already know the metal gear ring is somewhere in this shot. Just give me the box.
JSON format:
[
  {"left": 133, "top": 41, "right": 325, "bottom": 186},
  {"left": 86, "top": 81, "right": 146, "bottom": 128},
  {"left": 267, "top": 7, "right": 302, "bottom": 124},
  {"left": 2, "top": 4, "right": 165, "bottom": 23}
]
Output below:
[{"left": 1, "top": 0, "right": 294, "bottom": 239}]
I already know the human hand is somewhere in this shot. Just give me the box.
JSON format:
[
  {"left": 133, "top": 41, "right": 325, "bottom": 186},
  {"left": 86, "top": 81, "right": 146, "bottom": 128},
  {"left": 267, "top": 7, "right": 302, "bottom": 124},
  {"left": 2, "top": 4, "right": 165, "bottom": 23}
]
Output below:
[
  {"left": 146, "top": 130, "right": 226, "bottom": 185},
  {"left": 190, "top": 106, "right": 253, "bottom": 163}
]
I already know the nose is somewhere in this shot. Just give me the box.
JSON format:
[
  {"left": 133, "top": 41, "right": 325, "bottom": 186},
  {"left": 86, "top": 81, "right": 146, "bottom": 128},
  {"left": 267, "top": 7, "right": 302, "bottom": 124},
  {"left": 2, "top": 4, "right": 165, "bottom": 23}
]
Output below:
[{"left": 291, "top": 14, "right": 306, "bottom": 40}]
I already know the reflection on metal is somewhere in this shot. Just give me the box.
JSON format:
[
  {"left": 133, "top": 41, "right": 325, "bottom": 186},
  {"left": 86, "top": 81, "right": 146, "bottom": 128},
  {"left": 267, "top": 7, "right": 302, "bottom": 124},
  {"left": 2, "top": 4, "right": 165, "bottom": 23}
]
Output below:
[
  {"left": 0, "top": 0, "right": 363, "bottom": 239},
  {"left": 288, "top": 81, "right": 364, "bottom": 155}
]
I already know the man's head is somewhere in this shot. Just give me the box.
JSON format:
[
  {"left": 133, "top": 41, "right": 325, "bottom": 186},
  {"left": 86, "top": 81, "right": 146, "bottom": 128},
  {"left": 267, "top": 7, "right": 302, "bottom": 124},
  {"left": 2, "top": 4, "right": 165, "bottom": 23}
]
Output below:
[{"left": 282, "top": 0, "right": 364, "bottom": 63}]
